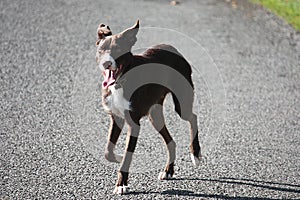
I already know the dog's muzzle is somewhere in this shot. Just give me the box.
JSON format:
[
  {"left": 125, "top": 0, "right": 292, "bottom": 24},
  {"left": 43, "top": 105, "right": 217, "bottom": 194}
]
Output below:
[{"left": 102, "top": 64, "right": 123, "bottom": 90}]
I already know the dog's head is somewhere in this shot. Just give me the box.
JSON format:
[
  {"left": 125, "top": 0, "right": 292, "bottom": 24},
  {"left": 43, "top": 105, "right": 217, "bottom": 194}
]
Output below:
[{"left": 96, "top": 20, "right": 139, "bottom": 90}]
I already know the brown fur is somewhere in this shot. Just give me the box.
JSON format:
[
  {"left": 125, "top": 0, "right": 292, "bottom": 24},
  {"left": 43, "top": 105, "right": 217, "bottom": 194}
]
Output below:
[{"left": 96, "top": 20, "right": 201, "bottom": 194}]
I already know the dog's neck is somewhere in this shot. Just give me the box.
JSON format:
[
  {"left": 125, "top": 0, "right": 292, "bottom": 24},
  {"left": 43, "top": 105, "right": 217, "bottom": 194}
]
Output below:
[
  {"left": 116, "top": 52, "right": 134, "bottom": 74},
  {"left": 117, "top": 51, "right": 152, "bottom": 76}
]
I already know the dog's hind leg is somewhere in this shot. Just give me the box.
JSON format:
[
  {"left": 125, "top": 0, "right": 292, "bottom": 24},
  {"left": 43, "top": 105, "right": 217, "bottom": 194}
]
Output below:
[
  {"left": 105, "top": 115, "right": 124, "bottom": 163},
  {"left": 172, "top": 93, "right": 202, "bottom": 166},
  {"left": 149, "top": 103, "right": 176, "bottom": 180},
  {"left": 187, "top": 113, "right": 202, "bottom": 166}
]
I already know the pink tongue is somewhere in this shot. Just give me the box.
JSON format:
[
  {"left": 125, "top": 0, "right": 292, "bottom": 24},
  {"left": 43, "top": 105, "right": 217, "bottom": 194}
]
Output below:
[{"left": 102, "top": 69, "right": 116, "bottom": 89}]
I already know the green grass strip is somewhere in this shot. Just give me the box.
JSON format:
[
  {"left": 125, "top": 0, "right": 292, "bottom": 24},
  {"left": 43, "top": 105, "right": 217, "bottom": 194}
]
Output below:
[{"left": 251, "top": 0, "right": 300, "bottom": 30}]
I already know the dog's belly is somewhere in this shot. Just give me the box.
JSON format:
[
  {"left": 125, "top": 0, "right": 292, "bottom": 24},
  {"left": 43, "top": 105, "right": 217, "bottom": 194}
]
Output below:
[
  {"left": 125, "top": 84, "right": 170, "bottom": 117},
  {"left": 102, "top": 85, "right": 131, "bottom": 118}
]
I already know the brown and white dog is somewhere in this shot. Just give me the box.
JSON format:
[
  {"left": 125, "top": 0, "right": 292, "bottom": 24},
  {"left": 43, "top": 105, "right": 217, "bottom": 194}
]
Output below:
[{"left": 96, "top": 20, "right": 202, "bottom": 194}]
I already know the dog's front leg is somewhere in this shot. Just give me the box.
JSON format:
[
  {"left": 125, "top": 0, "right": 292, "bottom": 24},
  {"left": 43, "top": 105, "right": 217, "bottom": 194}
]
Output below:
[
  {"left": 105, "top": 115, "right": 124, "bottom": 163},
  {"left": 114, "top": 118, "right": 140, "bottom": 195}
]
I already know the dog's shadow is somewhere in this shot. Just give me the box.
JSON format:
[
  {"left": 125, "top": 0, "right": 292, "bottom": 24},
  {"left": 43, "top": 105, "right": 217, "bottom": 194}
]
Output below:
[{"left": 129, "top": 177, "right": 300, "bottom": 199}]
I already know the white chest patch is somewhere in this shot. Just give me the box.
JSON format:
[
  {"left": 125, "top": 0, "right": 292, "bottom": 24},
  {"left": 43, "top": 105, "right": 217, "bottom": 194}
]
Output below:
[{"left": 103, "top": 85, "right": 131, "bottom": 118}]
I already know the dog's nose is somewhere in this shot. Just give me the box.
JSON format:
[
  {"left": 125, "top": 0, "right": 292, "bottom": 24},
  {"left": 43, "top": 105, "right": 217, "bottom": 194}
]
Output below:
[{"left": 103, "top": 61, "right": 112, "bottom": 69}]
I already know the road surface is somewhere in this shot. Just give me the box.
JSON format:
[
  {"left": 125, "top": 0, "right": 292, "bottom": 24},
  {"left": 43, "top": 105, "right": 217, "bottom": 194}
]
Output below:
[{"left": 1, "top": 0, "right": 299, "bottom": 199}]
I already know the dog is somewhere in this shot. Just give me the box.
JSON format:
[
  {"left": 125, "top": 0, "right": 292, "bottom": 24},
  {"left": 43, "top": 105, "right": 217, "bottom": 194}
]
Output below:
[{"left": 96, "top": 20, "right": 202, "bottom": 194}]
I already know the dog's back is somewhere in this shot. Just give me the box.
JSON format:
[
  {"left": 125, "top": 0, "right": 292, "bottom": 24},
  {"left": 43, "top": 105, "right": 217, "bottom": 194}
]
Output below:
[
  {"left": 117, "top": 44, "right": 194, "bottom": 120},
  {"left": 131, "top": 44, "right": 194, "bottom": 88}
]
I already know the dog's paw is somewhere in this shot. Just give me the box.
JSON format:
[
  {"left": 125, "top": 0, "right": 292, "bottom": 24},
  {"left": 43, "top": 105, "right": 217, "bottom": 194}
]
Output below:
[
  {"left": 158, "top": 171, "right": 173, "bottom": 180},
  {"left": 190, "top": 153, "right": 206, "bottom": 166},
  {"left": 114, "top": 185, "right": 129, "bottom": 195},
  {"left": 114, "top": 154, "right": 123, "bottom": 163},
  {"left": 105, "top": 152, "right": 123, "bottom": 163},
  {"left": 190, "top": 153, "right": 200, "bottom": 166}
]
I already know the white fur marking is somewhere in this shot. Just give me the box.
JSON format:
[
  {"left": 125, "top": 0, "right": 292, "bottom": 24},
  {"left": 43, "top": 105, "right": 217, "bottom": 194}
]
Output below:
[
  {"left": 114, "top": 185, "right": 129, "bottom": 195},
  {"left": 105, "top": 152, "right": 123, "bottom": 163},
  {"left": 190, "top": 153, "right": 201, "bottom": 166},
  {"left": 167, "top": 140, "right": 176, "bottom": 164},
  {"left": 105, "top": 141, "right": 124, "bottom": 163},
  {"left": 105, "top": 85, "right": 131, "bottom": 118},
  {"left": 114, "top": 154, "right": 123, "bottom": 163},
  {"left": 158, "top": 171, "right": 172, "bottom": 180}
]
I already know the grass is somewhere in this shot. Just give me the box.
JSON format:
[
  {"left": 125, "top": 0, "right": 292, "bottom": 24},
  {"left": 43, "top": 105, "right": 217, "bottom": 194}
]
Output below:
[{"left": 251, "top": 0, "right": 300, "bottom": 30}]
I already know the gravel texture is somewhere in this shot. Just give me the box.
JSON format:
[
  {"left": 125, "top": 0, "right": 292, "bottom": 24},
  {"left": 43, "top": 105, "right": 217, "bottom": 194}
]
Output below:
[{"left": 1, "top": 0, "right": 299, "bottom": 199}]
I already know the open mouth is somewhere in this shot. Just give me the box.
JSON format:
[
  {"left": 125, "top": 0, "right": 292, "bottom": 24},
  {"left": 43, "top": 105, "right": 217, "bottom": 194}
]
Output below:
[{"left": 102, "top": 65, "right": 123, "bottom": 89}]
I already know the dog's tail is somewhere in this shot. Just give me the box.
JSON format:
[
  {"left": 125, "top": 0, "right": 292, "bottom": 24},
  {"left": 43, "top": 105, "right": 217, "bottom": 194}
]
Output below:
[
  {"left": 171, "top": 93, "right": 182, "bottom": 117},
  {"left": 171, "top": 86, "right": 194, "bottom": 120}
]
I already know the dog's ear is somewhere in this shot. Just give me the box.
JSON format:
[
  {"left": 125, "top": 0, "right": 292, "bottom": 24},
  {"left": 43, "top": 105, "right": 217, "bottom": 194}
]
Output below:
[
  {"left": 96, "top": 23, "right": 112, "bottom": 46},
  {"left": 118, "top": 20, "right": 139, "bottom": 46}
]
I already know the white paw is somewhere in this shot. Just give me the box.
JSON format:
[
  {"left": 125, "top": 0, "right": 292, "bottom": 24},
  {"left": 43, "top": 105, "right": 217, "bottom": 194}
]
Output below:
[
  {"left": 158, "top": 171, "right": 172, "bottom": 180},
  {"left": 114, "top": 154, "right": 123, "bottom": 163},
  {"left": 190, "top": 153, "right": 202, "bottom": 166},
  {"left": 105, "top": 152, "right": 123, "bottom": 163},
  {"left": 114, "top": 185, "right": 129, "bottom": 195}
]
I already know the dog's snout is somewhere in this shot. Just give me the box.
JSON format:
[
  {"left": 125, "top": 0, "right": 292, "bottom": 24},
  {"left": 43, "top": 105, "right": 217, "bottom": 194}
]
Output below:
[{"left": 103, "top": 61, "right": 112, "bottom": 69}]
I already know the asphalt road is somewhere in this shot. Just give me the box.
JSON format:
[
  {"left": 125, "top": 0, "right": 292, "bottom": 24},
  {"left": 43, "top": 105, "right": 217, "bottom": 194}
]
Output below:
[{"left": 1, "top": 0, "right": 300, "bottom": 199}]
